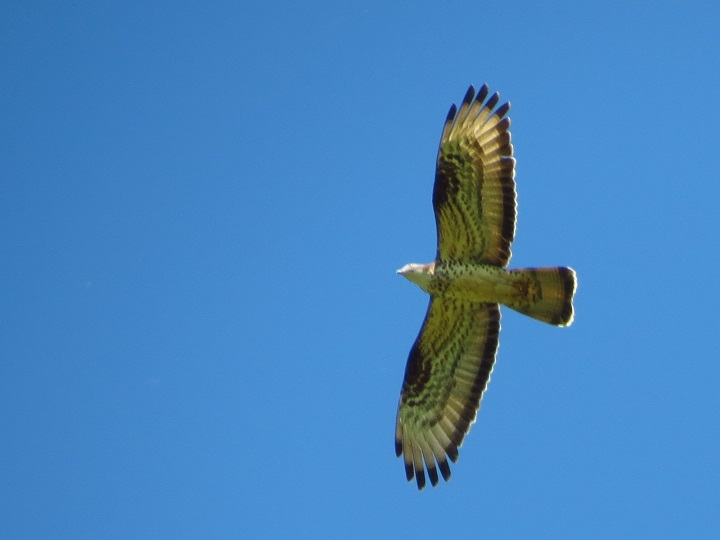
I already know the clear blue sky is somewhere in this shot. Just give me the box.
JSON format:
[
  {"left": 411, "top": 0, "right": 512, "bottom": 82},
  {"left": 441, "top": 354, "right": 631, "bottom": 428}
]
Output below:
[{"left": 2, "top": 1, "right": 720, "bottom": 538}]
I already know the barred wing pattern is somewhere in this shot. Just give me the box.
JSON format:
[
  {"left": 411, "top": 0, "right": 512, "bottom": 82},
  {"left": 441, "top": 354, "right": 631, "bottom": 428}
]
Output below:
[
  {"left": 396, "top": 86, "right": 515, "bottom": 489},
  {"left": 395, "top": 299, "right": 500, "bottom": 489},
  {"left": 433, "top": 84, "right": 516, "bottom": 265}
]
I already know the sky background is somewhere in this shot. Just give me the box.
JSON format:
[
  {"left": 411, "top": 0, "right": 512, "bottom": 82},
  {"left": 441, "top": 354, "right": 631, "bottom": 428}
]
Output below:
[{"left": 2, "top": 1, "right": 720, "bottom": 538}]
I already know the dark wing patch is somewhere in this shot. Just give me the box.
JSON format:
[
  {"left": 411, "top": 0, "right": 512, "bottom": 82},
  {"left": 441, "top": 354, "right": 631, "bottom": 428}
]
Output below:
[
  {"left": 433, "top": 84, "right": 517, "bottom": 266},
  {"left": 395, "top": 299, "right": 500, "bottom": 489}
]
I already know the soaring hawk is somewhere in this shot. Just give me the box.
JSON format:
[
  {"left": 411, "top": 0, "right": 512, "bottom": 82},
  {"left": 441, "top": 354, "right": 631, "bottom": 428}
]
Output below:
[{"left": 395, "top": 84, "right": 577, "bottom": 489}]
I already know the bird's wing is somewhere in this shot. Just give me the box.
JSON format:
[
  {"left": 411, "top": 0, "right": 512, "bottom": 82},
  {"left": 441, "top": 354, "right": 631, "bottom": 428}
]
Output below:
[
  {"left": 433, "top": 84, "right": 516, "bottom": 265},
  {"left": 395, "top": 298, "right": 500, "bottom": 489}
]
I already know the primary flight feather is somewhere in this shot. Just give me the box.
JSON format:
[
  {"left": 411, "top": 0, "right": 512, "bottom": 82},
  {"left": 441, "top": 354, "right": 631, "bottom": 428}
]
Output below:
[{"left": 395, "top": 84, "right": 577, "bottom": 490}]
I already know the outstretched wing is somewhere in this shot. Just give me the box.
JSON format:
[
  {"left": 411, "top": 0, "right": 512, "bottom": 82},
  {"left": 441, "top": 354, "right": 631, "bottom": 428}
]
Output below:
[
  {"left": 433, "top": 84, "right": 516, "bottom": 265},
  {"left": 395, "top": 299, "right": 500, "bottom": 489}
]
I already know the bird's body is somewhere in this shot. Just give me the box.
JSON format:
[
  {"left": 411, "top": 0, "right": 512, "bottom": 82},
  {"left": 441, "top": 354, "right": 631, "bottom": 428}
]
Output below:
[
  {"left": 395, "top": 84, "right": 577, "bottom": 490},
  {"left": 399, "top": 261, "right": 575, "bottom": 325}
]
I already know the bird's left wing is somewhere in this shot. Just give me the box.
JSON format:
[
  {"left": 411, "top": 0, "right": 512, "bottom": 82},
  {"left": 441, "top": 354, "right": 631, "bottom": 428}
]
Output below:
[
  {"left": 433, "top": 85, "right": 516, "bottom": 265},
  {"left": 395, "top": 298, "right": 500, "bottom": 489}
]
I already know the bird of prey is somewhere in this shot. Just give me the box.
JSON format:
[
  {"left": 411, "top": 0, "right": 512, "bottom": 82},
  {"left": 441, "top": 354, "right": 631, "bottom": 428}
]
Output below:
[{"left": 395, "top": 84, "right": 577, "bottom": 490}]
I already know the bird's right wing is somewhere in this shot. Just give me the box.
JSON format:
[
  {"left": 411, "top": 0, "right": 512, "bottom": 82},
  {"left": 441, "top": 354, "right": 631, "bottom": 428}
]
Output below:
[{"left": 395, "top": 298, "right": 500, "bottom": 489}]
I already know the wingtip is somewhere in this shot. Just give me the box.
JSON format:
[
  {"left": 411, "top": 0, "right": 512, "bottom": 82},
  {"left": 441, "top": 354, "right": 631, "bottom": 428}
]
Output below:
[
  {"left": 486, "top": 91, "right": 500, "bottom": 111},
  {"left": 438, "top": 459, "right": 452, "bottom": 482},
  {"left": 462, "top": 85, "right": 475, "bottom": 105},
  {"left": 477, "top": 83, "right": 490, "bottom": 104},
  {"left": 415, "top": 469, "right": 426, "bottom": 490},
  {"left": 495, "top": 101, "right": 511, "bottom": 118},
  {"left": 445, "top": 103, "right": 457, "bottom": 122},
  {"left": 427, "top": 464, "right": 439, "bottom": 487},
  {"left": 404, "top": 461, "right": 414, "bottom": 482}
]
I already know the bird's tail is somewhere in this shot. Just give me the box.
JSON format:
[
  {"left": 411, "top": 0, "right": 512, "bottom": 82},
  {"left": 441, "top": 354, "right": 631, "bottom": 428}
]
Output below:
[{"left": 504, "top": 267, "right": 577, "bottom": 326}]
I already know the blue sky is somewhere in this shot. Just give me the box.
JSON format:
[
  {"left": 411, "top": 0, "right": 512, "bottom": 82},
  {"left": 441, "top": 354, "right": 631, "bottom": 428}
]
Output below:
[{"left": 2, "top": 1, "right": 720, "bottom": 538}]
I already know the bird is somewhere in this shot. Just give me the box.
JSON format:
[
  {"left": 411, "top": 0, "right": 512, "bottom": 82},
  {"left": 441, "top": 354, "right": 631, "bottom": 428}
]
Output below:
[{"left": 395, "top": 84, "right": 577, "bottom": 490}]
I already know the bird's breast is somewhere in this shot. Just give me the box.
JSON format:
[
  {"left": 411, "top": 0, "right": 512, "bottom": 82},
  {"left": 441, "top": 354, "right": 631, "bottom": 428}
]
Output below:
[{"left": 429, "top": 262, "right": 515, "bottom": 303}]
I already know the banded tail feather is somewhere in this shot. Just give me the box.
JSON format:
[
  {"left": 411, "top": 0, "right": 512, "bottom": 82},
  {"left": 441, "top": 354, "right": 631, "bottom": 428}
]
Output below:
[{"left": 505, "top": 267, "right": 577, "bottom": 326}]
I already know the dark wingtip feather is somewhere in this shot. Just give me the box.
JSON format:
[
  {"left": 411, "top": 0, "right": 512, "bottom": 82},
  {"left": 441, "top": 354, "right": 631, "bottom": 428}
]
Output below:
[
  {"left": 495, "top": 101, "right": 510, "bottom": 119},
  {"left": 462, "top": 85, "right": 475, "bottom": 106},
  {"left": 486, "top": 91, "right": 500, "bottom": 111},
  {"left": 446, "top": 103, "right": 457, "bottom": 122},
  {"left": 404, "top": 460, "right": 414, "bottom": 482},
  {"left": 477, "top": 83, "right": 489, "bottom": 103},
  {"left": 427, "top": 463, "right": 439, "bottom": 487},
  {"left": 438, "top": 459, "right": 452, "bottom": 482},
  {"left": 415, "top": 468, "right": 426, "bottom": 490}
]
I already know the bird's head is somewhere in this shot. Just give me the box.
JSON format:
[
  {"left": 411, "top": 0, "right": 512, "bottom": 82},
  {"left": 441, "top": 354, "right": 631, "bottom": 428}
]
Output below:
[{"left": 397, "top": 262, "right": 435, "bottom": 292}]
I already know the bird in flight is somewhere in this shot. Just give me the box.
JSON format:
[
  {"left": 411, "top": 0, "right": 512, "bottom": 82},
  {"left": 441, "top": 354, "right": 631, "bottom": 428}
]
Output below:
[{"left": 395, "top": 84, "right": 577, "bottom": 490}]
